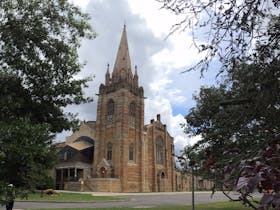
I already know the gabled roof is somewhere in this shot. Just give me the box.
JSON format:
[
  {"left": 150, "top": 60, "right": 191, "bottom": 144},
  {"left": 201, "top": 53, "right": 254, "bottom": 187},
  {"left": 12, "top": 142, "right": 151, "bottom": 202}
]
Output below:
[{"left": 68, "top": 141, "right": 93, "bottom": 151}]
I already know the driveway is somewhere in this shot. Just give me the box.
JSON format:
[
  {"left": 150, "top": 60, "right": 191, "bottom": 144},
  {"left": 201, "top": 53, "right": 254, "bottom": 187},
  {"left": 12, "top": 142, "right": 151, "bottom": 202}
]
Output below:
[{"left": 1, "top": 191, "right": 242, "bottom": 209}]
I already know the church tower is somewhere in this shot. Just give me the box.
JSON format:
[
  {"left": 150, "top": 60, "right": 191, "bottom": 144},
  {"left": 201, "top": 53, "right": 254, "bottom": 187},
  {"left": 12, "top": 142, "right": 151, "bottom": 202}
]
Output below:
[
  {"left": 54, "top": 26, "right": 177, "bottom": 193},
  {"left": 94, "top": 25, "right": 145, "bottom": 192}
]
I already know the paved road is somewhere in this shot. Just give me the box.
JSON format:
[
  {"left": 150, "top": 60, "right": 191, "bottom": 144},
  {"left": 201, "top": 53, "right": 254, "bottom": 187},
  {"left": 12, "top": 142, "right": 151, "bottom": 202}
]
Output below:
[{"left": 1, "top": 191, "right": 242, "bottom": 209}]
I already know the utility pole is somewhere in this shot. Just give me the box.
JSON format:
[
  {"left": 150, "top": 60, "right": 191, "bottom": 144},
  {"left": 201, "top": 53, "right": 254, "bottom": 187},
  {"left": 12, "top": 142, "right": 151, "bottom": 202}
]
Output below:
[
  {"left": 174, "top": 153, "right": 196, "bottom": 210},
  {"left": 192, "top": 166, "right": 195, "bottom": 210}
]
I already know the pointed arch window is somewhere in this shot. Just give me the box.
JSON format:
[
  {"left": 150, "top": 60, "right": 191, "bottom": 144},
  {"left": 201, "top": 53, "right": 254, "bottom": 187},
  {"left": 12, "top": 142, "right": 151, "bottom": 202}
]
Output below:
[
  {"left": 107, "top": 142, "right": 112, "bottom": 160},
  {"left": 129, "top": 143, "right": 134, "bottom": 161},
  {"left": 156, "top": 137, "right": 165, "bottom": 165},
  {"left": 107, "top": 99, "right": 114, "bottom": 124},
  {"left": 63, "top": 152, "right": 67, "bottom": 160},
  {"left": 129, "top": 102, "right": 136, "bottom": 128}
]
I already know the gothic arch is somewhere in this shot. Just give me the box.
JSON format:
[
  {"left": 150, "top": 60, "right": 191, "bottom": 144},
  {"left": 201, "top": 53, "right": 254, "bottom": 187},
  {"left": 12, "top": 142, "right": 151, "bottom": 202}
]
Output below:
[
  {"left": 107, "top": 142, "right": 113, "bottom": 160},
  {"left": 129, "top": 102, "right": 136, "bottom": 128},
  {"left": 96, "top": 158, "right": 113, "bottom": 178},
  {"left": 157, "top": 171, "right": 166, "bottom": 192},
  {"left": 158, "top": 171, "right": 166, "bottom": 178},
  {"left": 74, "top": 136, "right": 95, "bottom": 144},
  {"left": 73, "top": 136, "right": 95, "bottom": 162},
  {"left": 129, "top": 143, "right": 134, "bottom": 161},
  {"left": 106, "top": 99, "right": 114, "bottom": 123},
  {"left": 156, "top": 136, "right": 165, "bottom": 165}
]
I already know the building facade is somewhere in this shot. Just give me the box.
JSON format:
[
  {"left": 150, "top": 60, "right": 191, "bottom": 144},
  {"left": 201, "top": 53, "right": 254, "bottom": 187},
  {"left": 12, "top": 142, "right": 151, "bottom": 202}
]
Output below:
[
  {"left": 175, "top": 170, "right": 214, "bottom": 192},
  {"left": 54, "top": 26, "right": 176, "bottom": 192}
]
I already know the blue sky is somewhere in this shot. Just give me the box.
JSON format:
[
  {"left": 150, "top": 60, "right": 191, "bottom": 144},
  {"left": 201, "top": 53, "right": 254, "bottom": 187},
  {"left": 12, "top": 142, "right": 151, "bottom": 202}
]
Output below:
[{"left": 58, "top": 0, "right": 218, "bottom": 155}]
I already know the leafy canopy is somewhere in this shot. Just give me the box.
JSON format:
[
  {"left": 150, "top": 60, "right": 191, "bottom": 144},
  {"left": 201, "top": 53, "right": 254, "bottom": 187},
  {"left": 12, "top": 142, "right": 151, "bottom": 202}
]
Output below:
[
  {"left": 0, "top": 0, "right": 95, "bottom": 132},
  {"left": 0, "top": 0, "right": 95, "bottom": 201},
  {"left": 183, "top": 18, "right": 280, "bottom": 209},
  {"left": 158, "top": 0, "right": 279, "bottom": 208},
  {"left": 0, "top": 120, "right": 56, "bottom": 188}
]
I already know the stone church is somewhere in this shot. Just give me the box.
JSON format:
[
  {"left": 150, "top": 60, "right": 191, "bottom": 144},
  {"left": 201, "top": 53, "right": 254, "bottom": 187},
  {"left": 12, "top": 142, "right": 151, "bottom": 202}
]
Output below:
[{"left": 54, "top": 26, "right": 176, "bottom": 192}]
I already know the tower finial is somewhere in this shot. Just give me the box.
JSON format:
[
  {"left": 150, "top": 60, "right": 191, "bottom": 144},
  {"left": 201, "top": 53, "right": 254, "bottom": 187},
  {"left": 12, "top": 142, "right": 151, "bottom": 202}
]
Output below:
[
  {"left": 105, "top": 63, "right": 110, "bottom": 85},
  {"left": 133, "top": 65, "right": 139, "bottom": 87}
]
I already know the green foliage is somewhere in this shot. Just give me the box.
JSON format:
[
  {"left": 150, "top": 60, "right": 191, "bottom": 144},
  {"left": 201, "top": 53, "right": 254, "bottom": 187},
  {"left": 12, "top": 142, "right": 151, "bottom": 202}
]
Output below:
[
  {"left": 160, "top": 0, "right": 279, "bottom": 209},
  {"left": 0, "top": 0, "right": 95, "bottom": 132},
  {"left": 182, "top": 18, "right": 280, "bottom": 209},
  {"left": 36, "top": 176, "right": 55, "bottom": 190},
  {"left": 0, "top": 119, "right": 56, "bottom": 188},
  {"left": 0, "top": 0, "right": 95, "bottom": 205}
]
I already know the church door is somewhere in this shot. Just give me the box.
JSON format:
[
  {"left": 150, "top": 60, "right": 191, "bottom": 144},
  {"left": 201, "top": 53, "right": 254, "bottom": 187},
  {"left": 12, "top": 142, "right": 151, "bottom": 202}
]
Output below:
[{"left": 157, "top": 172, "right": 166, "bottom": 192}]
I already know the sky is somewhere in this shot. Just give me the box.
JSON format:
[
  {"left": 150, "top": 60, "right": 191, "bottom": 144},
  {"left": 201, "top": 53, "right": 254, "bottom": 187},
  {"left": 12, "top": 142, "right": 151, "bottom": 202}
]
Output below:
[{"left": 58, "top": 0, "right": 217, "bottom": 155}]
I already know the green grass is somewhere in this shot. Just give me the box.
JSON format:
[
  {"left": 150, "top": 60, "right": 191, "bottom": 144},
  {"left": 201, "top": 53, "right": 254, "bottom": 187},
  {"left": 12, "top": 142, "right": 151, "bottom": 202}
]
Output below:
[
  {"left": 30, "top": 201, "right": 253, "bottom": 210},
  {"left": 17, "top": 192, "right": 125, "bottom": 202}
]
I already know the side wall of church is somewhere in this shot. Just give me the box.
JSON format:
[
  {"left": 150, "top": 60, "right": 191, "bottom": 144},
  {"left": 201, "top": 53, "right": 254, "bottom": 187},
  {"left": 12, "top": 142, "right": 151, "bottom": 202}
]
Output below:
[{"left": 145, "top": 116, "right": 176, "bottom": 192}]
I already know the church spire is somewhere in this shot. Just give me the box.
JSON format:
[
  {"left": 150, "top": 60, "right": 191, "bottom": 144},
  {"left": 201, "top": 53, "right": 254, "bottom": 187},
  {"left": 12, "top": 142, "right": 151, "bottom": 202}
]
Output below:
[
  {"left": 112, "top": 25, "right": 132, "bottom": 83},
  {"left": 99, "top": 25, "right": 143, "bottom": 97}
]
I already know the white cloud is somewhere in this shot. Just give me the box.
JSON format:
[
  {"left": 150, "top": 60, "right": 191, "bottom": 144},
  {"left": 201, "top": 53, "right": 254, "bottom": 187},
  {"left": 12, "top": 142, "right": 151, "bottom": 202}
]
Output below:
[
  {"left": 69, "top": 0, "right": 90, "bottom": 9},
  {"left": 128, "top": 0, "right": 181, "bottom": 38},
  {"left": 152, "top": 34, "right": 207, "bottom": 69},
  {"left": 149, "top": 77, "right": 172, "bottom": 92}
]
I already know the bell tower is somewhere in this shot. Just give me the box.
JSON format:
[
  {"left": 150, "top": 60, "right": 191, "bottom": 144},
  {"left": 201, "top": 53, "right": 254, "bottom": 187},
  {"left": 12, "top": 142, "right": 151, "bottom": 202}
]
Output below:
[{"left": 94, "top": 25, "right": 145, "bottom": 192}]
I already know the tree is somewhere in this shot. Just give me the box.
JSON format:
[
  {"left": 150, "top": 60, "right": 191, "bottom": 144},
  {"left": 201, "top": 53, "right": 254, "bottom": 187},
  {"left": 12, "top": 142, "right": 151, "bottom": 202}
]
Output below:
[
  {"left": 183, "top": 29, "right": 280, "bottom": 209},
  {"left": 0, "top": 0, "right": 95, "bottom": 208},
  {"left": 0, "top": 0, "right": 95, "bottom": 132},
  {"left": 158, "top": 0, "right": 279, "bottom": 74},
  {"left": 0, "top": 119, "right": 56, "bottom": 189},
  {"left": 158, "top": 1, "right": 279, "bottom": 208}
]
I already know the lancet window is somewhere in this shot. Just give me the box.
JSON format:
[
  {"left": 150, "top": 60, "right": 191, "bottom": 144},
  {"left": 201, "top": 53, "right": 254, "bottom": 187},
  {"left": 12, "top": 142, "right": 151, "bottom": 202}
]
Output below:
[
  {"left": 107, "top": 99, "right": 114, "bottom": 124},
  {"left": 107, "top": 142, "right": 113, "bottom": 160},
  {"left": 129, "top": 143, "right": 134, "bottom": 161},
  {"left": 156, "top": 137, "right": 165, "bottom": 165},
  {"left": 129, "top": 102, "right": 136, "bottom": 128}
]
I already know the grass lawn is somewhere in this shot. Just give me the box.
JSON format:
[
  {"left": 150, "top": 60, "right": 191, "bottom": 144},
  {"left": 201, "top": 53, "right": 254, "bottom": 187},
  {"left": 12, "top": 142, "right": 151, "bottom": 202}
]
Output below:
[
  {"left": 29, "top": 201, "right": 253, "bottom": 210},
  {"left": 17, "top": 192, "right": 125, "bottom": 202}
]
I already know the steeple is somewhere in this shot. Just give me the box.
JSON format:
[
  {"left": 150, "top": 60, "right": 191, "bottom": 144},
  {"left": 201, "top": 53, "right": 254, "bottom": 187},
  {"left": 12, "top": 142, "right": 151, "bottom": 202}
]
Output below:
[
  {"left": 112, "top": 25, "right": 133, "bottom": 83},
  {"left": 98, "top": 25, "right": 143, "bottom": 97}
]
